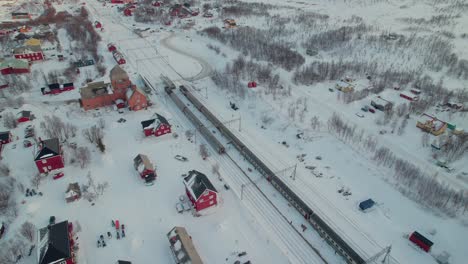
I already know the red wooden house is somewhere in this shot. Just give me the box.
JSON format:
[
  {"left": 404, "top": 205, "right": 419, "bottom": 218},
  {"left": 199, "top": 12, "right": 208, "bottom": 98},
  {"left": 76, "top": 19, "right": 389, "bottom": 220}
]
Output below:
[
  {"left": 183, "top": 170, "right": 218, "bottom": 212},
  {"left": 0, "top": 131, "right": 12, "bottom": 145},
  {"left": 35, "top": 138, "right": 65, "bottom": 174},
  {"left": 126, "top": 86, "right": 148, "bottom": 111},
  {"left": 152, "top": 1, "right": 162, "bottom": 7},
  {"left": 37, "top": 221, "right": 76, "bottom": 264},
  {"left": 113, "top": 51, "right": 126, "bottom": 65},
  {"left": 17, "top": 110, "right": 32, "bottom": 123},
  {"left": 409, "top": 231, "right": 433, "bottom": 252},
  {"left": 13, "top": 46, "right": 44, "bottom": 62},
  {"left": 94, "top": 21, "right": 102, "bottom": 28},
  {"left": 0, "top": 59, "right": 30, "bottom": 75},
  {"left": 141, "top": 114, "right": 171, "bottom": 137},
  {"left": 41, "top": 82, "right": 75, "bottom": 95},
  {"left": 111, "top": 0, "right": 124, "bottom": 3},
  {"left": 133, "top": 154, "right": 156, "bottom": 184}
]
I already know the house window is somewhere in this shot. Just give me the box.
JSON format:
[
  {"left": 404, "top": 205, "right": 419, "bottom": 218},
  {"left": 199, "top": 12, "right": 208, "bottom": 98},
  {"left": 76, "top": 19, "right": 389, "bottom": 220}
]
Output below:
[
  {"left": 209, "top": 200, "right": 214, "bottom": 205},
  {"left": 198, "top": 198, "right": 204, "bottom": 203},
  {"left": 48, "top": 166, "right": 52, "bottom": 170},
  {"left": 41, "top": 159, "right": 47, "bottom": 164},
  {"left": 209, "top": 195, "right": 214, "bottom": 200}
]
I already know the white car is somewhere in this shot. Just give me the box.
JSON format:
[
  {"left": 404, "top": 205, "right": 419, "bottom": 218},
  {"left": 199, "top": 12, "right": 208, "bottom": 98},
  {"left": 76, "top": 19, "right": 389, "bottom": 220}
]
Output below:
[
  {"left": 355, "top": 113, "right": 364, "bottom": 118},
  {"left": 174, "top": 155, "right": 188, "bottom": 162}
]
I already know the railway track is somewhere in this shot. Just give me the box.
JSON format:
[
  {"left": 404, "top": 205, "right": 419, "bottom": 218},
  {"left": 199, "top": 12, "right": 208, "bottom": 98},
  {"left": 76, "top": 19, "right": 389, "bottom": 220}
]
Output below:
[{"left": 173, "top": 85, "right": 370, "bottom": 264}]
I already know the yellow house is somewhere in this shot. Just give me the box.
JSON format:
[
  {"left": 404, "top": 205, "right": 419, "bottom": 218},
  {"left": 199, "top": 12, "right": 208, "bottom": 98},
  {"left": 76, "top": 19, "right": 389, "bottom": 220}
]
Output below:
[
  {"left": 335, "top": 80, "right": 355, "bottom": 93},
  {"left": 25, "top": 38, "right": 41, "bottom": 47},
  {"left": 416, "top": 114, "right": 447, "bottom": 136}
]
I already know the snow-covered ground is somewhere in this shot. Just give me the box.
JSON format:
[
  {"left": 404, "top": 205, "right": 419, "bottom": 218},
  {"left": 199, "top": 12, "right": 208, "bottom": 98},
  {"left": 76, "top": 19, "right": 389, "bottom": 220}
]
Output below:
[{"left": 1, "top": 0, "right": 467, "bottom": 264}]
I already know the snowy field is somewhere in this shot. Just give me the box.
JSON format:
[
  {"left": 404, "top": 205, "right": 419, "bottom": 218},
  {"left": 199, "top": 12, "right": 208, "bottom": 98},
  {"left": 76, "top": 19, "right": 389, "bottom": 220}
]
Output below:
[{"left": 1, "top": 0, "right": 467, "bottom": 264}]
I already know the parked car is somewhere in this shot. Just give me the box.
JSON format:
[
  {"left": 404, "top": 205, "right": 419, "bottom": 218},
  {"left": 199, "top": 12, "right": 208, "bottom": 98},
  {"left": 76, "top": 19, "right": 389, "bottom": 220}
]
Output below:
[
  {"left": 174, "top": 155, "right": 188, "bottom": 162},
  {"left": 53, "top": 172, "right": 64, "bottom": 180},
  {"left": 355, "top": 113, "right": 364, "bottom": 118},
  {"left": 23, "top": 140, "right": 32, "bottom": 148},
  {"left": 224, "top": 184, "right": 230, "bottom": 190},
  {"left": 369, "top": 108, "right": 376, "bottom": 113},
  {"left": 361, "top": 106, "right": 369, "bottom": 112}
]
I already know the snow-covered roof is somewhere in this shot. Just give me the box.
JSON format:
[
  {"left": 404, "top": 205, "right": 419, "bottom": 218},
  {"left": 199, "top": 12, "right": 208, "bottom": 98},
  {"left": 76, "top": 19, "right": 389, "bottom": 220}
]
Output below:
[
  {"left": 133, "top": 154, "right": 154, "bottom": 171},
  {"left": 35, "top": 138, "right": 60, "bottom": 161},
  {"left": 110, "top": 64, "right": 129, "bottom": 82},
  {"left": 13, "top": 45, "right": 42, "bottom": 54},
  {"left": 126, "top": 87, "right": 134, "bottom": 99},
  {"left": 0, "top": 58, "right": 29, "bottom": 69},
  {"left": 183, "top": 170, "right": 217, "bottom": 200},
  {"left": 80, "top": 81, "right": 112, "bottom": 99},
  {"left": 141, "top": 114, "right": 169, "bottom": 130},
  {"left": 167, "top": 226, "right": 203, "bottom": 264},
  {"left": 37, "top": 221, "right": 71, "bottom": 264}
]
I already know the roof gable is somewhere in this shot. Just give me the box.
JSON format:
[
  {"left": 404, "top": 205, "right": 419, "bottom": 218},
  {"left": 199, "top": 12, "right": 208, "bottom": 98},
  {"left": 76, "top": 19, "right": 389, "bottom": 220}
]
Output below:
[
  {"left": 110, "top": 65, "right": 129, "bottom": 82},
  {"left": 35, "top": 138, "right": 60, "bottom": 160},
  {"left": 184, "top": 170, "right": 217, "bottom": 200},
  {"left": 141, "top": 119, "right": 155, "bottom": 129},
  {"left": 38, "top": 221, "right": 71, "bottom": 264},
  {"left": 156, "top": 114, "right": 170, "bottom": 125},
  {"left": 0, "top": 131, "right": 11, "bottom": 141}
]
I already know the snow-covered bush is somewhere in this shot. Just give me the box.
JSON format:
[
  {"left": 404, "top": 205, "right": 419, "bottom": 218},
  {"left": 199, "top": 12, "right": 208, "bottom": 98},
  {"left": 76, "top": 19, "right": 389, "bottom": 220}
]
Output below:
[{"left": 19, "top": 221, "right": 36, "bottom": 243}]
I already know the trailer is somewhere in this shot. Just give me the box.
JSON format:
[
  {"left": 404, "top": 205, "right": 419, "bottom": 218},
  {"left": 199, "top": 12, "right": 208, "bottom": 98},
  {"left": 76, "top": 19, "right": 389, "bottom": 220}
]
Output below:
[
  {"left": 113, "top": 51, "right": 126, "bottom": 65},
  {"left": 400, "top": 91, "right": 418, "bottom": 101},
  {"left": 409, "top": 231, "right": 433, "bottom": 252}
]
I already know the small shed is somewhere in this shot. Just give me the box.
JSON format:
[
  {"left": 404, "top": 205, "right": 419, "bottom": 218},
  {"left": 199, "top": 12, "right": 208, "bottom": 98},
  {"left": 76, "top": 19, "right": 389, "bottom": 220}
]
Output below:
[
  {"left": 359, "top": 199, "right": 375, "bottom": 211},
  {"left": 409, "top": 231, "right": 433, "bottom": 252},
  {"left": 65, "top": 183, "right": 81, "bottom": 203},
  {"left": 17, "top": 110, "right": 32, "bottom": 123}
]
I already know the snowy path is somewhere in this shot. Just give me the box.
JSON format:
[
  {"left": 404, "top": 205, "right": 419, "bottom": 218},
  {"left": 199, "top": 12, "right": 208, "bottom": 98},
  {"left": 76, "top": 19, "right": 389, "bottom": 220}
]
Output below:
[{"left": 160, "top": 33, "right": 213, "bottom": 81}]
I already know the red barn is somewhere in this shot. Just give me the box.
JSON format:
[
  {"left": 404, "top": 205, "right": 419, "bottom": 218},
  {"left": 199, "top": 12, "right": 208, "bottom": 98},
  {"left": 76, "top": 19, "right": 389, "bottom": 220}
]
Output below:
[
  {"left": 37, "top": 221, "right": 76, "bottom": 264},
  {"left": 113, "top": 51, "right": 126, "bottom": 65},
  {"left": 400, "top": 91, "right": 419, "bottom": 101},
  {"left": 183, "top": 170, "right": 218, "bottom": 212},
  {"left": 17, "top": 110, "right": 32, "bottom": 123},
  {"left": 409, "top": 231, "right": 433, "bottom": 252},
  {"left": 35, "top": 138, "right": 65, "bottom": 174},
  {"left": 133, "top": 154, "right": 156, "bottom": 184},
  {"left": 0, "top": 131, "right": 12, "bottom": 145},
  {"left": 13, "top": 46, "right": 44, "bottom": 62},
  {"left": 0, "top": 131, "right": 12, "bottom": 155},
  {"left": 0, "top": 59, "right": 30, "bottom": 75},
  {"left": 141, "top": 114, "right": 171, "bottom": 137},
  {"left": 41, "top": 82, "right": 75, "bottom": 95}
]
